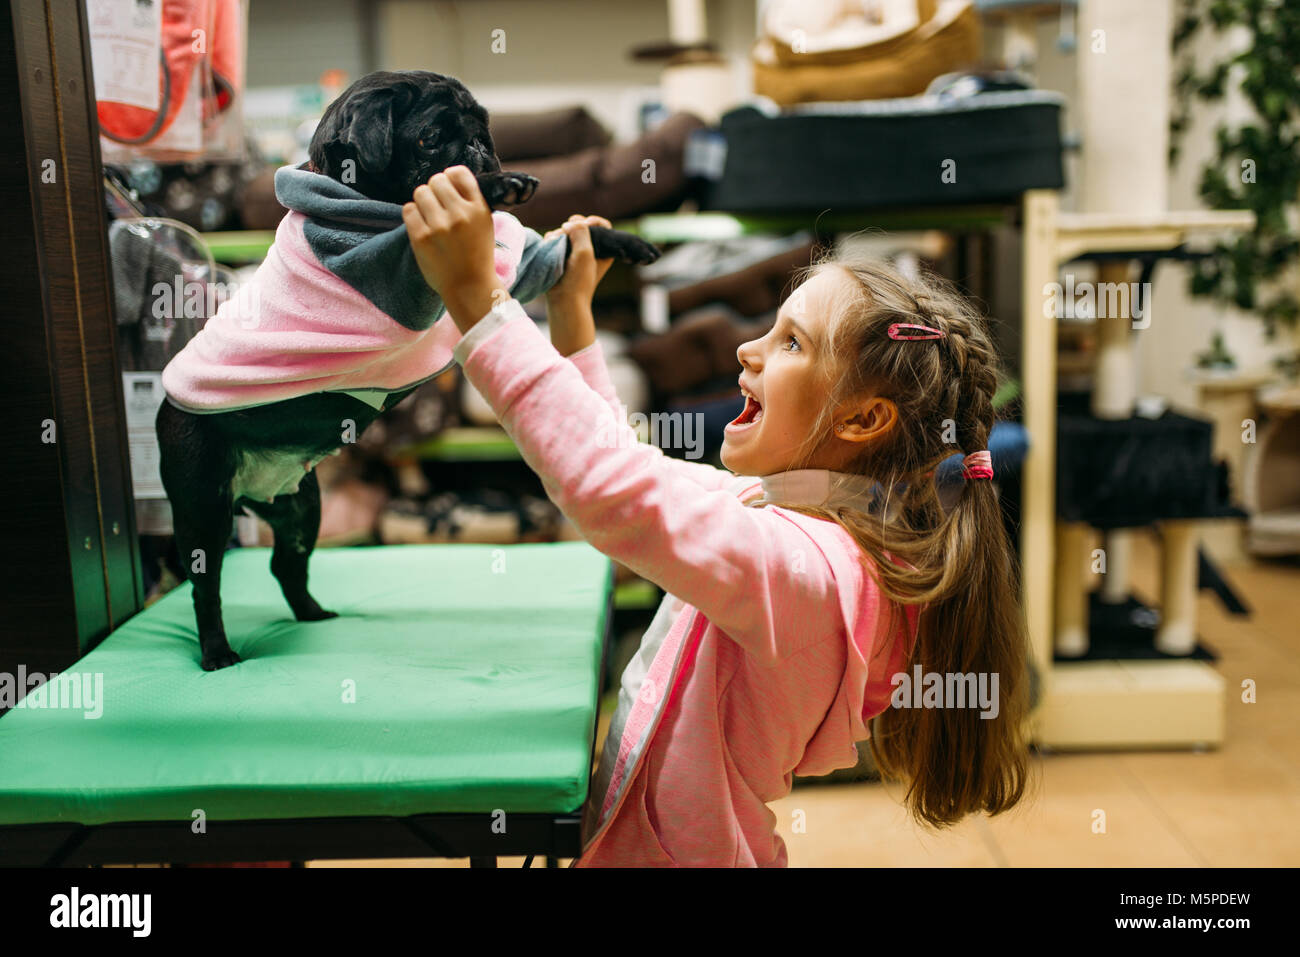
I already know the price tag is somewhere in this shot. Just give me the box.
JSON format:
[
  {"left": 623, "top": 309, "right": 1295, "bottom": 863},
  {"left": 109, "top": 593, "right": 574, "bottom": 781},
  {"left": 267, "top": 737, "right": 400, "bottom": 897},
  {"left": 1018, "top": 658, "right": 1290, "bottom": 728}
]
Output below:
[{"left": 122, "top": 372, "right": 167, "bottom": 499}]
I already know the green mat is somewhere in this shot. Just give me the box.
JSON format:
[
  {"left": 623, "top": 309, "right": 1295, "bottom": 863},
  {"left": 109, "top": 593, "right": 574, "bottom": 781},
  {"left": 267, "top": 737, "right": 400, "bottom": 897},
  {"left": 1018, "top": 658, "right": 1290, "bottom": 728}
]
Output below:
[{"left": 0, "top": 543, "right": 612, "bottom": 827}]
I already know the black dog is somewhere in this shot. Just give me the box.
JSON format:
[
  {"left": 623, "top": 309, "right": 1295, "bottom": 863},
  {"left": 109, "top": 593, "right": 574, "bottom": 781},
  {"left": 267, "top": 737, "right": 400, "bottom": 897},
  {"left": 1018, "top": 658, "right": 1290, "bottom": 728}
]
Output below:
[{"left": 157, "top": 70, "right": 658, "bottom": 670}]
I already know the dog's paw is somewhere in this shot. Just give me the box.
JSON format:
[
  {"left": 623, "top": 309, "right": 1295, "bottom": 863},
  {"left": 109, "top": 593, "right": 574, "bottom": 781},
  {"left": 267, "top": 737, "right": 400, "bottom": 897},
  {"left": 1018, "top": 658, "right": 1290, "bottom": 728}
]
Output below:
[
  {"left": 587, "top": 227, "right": 661, "bottom": 266},
  {"left": 293, "top": 599, "right": 339, "bottom": 623},
  {"left": 301, "top": 609, "right": 340, "bottom": 622},
  {"left": 201, "top": 648, "right": 242, "bottom": 671},
  {"left": 502, "top": 173, "right": 539, "bottom": 206},
  {"left": 618, "top": 235, "right": 661, "bottom": 266},
  {"left": 477, "top": 171, "right": 539, "bottom": 208}
]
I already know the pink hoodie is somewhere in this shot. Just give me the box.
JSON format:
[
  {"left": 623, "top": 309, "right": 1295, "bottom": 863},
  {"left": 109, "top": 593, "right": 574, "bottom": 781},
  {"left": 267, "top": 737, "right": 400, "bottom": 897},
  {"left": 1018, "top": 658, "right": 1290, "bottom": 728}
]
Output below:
[{"left": 452, "top": 298, "right": 919, "bottom": 867}]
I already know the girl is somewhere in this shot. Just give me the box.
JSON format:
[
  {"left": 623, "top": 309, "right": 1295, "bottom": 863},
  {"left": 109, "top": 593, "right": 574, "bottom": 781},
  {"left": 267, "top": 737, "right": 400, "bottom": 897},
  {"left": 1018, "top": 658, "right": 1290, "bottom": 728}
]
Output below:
[{"left": 403, "top": 167, "right": 1033, "bottom": 867}]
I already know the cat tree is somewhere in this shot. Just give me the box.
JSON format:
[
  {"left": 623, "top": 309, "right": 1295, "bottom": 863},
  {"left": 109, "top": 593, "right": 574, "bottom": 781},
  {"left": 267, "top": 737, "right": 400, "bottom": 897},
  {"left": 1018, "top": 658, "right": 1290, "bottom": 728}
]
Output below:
[{"left": 995, "top": 0, "right": 1255, "bottom": 748}]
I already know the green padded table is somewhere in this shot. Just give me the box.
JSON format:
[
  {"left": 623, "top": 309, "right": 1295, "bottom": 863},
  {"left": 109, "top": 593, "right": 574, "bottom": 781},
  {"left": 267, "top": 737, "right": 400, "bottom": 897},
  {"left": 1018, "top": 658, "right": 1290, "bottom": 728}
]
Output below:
[{"left": 0, "top": 542, "right": 613, "bottom": 866}]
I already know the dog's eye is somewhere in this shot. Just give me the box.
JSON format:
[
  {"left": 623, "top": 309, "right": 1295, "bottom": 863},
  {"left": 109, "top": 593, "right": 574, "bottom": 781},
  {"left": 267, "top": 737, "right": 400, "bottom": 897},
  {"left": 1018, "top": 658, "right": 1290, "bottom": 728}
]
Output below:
[{"left": 418, "top": 134, "right": 439, "bottom": 151}]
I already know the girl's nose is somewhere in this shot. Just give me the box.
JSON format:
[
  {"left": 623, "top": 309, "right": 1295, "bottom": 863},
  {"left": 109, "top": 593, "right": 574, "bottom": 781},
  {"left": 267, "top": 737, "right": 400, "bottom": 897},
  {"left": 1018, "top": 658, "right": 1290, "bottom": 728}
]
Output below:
[{"left": 737, "top": 338, "right": 761, "bottom": 371}]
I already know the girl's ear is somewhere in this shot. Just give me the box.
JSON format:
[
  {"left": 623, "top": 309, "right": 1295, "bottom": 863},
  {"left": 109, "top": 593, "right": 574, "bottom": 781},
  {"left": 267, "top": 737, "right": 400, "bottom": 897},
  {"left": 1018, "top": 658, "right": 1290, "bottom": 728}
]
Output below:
[{"left": 835, "top": 396, "right": 898, "bottom": 444}]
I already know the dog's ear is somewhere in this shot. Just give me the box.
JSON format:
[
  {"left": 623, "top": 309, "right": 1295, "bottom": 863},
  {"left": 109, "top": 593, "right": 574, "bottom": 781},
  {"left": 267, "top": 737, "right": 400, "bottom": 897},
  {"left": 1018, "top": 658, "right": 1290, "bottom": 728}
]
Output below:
[
  {"left": 338, "top": 88, "right": 395, "bottom": 174},
  {"left": 314, "top": 86, "right": 396, "bottom": 179}
]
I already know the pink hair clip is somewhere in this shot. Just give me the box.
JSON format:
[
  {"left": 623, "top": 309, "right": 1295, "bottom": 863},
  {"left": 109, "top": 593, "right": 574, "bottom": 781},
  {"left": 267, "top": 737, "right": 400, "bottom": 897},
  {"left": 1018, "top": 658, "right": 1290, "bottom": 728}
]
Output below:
[
  {"left": 962, "top": 450, "right": 994, "bottom": 481},
  {"left": 887, "top": 323, "right": 946, "bottom": 341}
]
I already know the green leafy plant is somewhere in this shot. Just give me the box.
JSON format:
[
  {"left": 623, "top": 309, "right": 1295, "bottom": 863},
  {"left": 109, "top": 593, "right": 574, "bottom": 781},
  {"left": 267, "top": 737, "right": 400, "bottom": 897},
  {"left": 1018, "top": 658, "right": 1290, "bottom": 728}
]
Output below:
[
  {"left": 1194, "top": 331, "right": 1237, "bottom": 370},
  {"left": 1170, "top": 0, "right": 1300, "bottom": 372}
]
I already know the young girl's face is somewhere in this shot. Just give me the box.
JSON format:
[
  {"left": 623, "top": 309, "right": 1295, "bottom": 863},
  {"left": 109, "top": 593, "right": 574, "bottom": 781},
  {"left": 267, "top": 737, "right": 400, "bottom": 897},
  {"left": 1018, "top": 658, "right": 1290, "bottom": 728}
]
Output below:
[{"left": 722, "top": 268, "right": 850, "bottom": 476}]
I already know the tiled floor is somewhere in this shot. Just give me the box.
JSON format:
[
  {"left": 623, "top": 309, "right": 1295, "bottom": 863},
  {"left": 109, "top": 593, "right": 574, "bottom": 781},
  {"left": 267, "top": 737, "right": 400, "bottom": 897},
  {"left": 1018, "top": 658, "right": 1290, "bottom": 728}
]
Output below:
[{"left": 311, "top": 532, "right": 1300, "bottom": 867}]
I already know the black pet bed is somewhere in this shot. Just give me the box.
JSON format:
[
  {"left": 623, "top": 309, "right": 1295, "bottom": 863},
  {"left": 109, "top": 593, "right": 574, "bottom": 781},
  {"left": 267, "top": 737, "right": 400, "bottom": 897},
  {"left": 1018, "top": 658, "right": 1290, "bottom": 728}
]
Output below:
[
  {"left": 705, "top": 90, "right": 1065, "bottom": 212},
  {"left": 1056, "top": 410, "right": 1245, "bottom": 528}
]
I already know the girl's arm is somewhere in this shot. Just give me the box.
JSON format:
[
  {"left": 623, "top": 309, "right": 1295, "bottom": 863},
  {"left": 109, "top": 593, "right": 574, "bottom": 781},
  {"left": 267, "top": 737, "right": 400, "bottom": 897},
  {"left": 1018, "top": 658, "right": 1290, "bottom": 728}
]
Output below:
[
  {"left": 543, "top": 215, "right": 740, "bottom": 495},
  {"left": 403, "top": 170, "right": 849, "bottom": 662},
  {"left": 564, "top": 340, "right": 745, "bottom": 499},
  {"left": 567, "top": 339, "right": 742, "bottom": 494},
  {"left": 450, "top": 282, "right": 741, "bottom": 495},
  {"left": 453, "top": 297, "right": 845, "bottom": 663}
]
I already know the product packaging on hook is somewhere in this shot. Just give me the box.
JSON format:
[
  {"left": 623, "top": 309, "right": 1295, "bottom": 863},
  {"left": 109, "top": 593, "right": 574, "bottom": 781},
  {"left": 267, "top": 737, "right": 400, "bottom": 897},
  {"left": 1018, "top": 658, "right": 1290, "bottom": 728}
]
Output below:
[{"left": 89, "top": 0, "right": 248, "bottom": 164}]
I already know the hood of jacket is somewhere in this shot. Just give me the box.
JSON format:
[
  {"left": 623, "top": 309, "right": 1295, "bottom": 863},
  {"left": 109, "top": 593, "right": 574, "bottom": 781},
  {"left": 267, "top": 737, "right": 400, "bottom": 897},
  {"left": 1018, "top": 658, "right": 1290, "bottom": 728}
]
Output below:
[
  {"left": 273, "top": 163, "right": 568, "bottom": 331},
  {"left": 752, "top": 471, "right": 920, "bottom": 777}
]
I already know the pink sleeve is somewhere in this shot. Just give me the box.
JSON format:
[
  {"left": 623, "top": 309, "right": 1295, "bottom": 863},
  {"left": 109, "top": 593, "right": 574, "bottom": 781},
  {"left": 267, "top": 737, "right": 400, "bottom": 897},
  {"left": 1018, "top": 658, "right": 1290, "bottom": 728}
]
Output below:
[
  {"left": 566, "top": 338, "right": 739, "bottom": 494},
  {"left": 455, "top": 299, "right": 847, "bottom": 663}
]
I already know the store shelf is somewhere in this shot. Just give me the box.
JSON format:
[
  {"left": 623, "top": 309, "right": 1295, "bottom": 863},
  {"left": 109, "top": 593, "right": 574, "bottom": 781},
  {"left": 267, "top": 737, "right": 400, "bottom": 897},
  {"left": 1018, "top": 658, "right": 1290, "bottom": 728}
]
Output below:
[
  {"left": 201, "top": 206, "right": 1015, "bottom": 269},
  {"left": 613, "top": 578, "right": 660, "bottom": 611},
  {"left": 1053, "top": 209, "right": 1256, "bottom": 262},
  {"left": 395, "top": 426, "right": 521, "bottom": 462},
  {"left": 201, "top": 229, "right": 275, "bottom": 264},
  {"left": 634, "top": 206, "right": 1012, "bottom": 244}
]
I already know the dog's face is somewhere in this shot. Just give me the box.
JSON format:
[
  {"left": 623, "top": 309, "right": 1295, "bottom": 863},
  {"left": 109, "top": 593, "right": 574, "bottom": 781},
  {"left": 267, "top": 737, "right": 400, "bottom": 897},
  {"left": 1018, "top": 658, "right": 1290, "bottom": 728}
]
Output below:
[{"left": 309, "top": 71, "right": 501, "bottom": 205}]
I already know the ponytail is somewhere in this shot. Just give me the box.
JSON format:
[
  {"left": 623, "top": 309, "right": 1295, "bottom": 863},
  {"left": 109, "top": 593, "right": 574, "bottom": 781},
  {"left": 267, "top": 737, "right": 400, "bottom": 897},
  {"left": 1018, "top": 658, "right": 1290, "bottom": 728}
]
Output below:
[
  {"left": 783, "top": 474, "right": 1032, "bottom": 829},
  {"left": 873, "top": 473, "right": 1030, "bottom": 829}
]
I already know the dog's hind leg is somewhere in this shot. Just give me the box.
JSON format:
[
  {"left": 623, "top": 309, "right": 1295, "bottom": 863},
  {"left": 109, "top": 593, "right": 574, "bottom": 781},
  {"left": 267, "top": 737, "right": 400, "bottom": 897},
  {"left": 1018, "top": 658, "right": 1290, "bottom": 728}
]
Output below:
[
  {"left": 157, "top": 401, "right": 241, "bottom": 671},
  {"left": 172, "top": 498, "right": 241, "bottom": 671},
  {"left": 241, "top": 469, "right": 338, "bottom": 624}
]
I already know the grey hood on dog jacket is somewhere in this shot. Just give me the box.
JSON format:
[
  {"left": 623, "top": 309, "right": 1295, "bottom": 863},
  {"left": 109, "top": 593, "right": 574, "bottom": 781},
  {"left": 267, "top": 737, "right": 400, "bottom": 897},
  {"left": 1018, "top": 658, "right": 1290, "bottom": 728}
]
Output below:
[{"left": 161, "top": 163, "right": 569, "bottom": 414}]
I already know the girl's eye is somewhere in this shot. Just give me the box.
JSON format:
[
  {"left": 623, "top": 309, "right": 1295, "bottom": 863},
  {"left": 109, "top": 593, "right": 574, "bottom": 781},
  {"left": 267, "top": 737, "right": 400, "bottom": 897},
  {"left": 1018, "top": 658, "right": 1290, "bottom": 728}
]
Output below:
[{"left": 785, "top": 334, "right": 801, "bottom": 352}]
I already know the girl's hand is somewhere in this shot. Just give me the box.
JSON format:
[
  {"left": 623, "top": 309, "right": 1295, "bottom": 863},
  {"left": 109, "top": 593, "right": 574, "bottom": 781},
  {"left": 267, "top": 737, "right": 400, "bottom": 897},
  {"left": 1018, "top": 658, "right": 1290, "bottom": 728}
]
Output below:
[
  {"left": 545, "top": 215, "right": 614, "bottom": 307},
  {"left": 544, "top": 215, "right": 614, "bottom": 356},
  {"left": 402, "top": 165, "right": 508, "bottom": 333}
]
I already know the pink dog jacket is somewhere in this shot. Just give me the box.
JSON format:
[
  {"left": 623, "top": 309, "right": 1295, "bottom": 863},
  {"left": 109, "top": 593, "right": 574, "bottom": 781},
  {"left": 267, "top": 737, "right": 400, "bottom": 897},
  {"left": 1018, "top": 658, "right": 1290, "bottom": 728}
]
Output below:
[{"left": 161, "top": 163, "right": 567, "bottom": 413}]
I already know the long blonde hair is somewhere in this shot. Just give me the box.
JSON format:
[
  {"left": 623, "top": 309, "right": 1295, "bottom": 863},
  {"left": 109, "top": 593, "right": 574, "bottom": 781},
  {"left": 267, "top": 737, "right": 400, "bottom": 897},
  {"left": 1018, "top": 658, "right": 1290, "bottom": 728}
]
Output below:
[{"left": 765, "top": 251, "right": 1034, "bottom": 830}]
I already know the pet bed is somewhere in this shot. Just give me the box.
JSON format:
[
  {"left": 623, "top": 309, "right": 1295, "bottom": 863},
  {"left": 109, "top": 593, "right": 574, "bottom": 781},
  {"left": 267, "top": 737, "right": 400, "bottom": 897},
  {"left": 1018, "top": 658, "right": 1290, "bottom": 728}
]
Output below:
[
  {"left": 706, "top": 90, "right": 1065, "bottom": 212},
  {"left": 0, "top": 542, "right": 612, "bottom": 865},
  {"left": 1055, "top": 410, "right": 1244, "bottom": 528}
]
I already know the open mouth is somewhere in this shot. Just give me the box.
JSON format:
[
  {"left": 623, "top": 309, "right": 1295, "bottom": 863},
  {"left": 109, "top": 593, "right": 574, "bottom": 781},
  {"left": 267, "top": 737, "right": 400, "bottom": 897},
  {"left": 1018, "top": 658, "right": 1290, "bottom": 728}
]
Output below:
[{"left": 726, "top": 388, "right": 763, "bottom": 431}]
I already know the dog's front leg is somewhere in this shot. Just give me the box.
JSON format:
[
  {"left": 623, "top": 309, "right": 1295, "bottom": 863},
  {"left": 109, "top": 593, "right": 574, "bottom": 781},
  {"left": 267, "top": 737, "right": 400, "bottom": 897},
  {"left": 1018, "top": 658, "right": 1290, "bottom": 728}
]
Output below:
[
  {"left": 585, "top": 225, "right": 660, "bottom": 265},
  {"left": 476, "top": 170, "right": 539, "bottom": 208}
]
